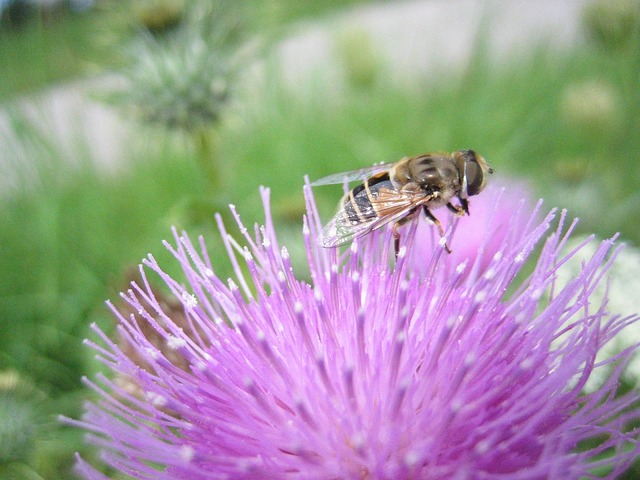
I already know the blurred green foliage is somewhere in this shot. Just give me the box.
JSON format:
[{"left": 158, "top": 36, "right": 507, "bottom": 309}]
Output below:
[
  {"left": 0, "top": 0, "right": 639, "bottom": 477},
  {"left": 0, "top": 0, "right": 379, "bottom": 101},
  {"left": 0, "top": 6, "right": 101, "bottom": 100}
]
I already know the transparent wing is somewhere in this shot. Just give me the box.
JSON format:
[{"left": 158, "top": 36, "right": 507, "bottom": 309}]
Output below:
[
  {"left": 318, "top": 183, "right": 431, "bottom": 248},
  {"left": 311, "top": 163, "right": 396, "bottom": 186}
]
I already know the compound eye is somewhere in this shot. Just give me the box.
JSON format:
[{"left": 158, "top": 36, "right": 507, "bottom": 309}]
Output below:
[{"left": 465, "top": 160, "right": 486, "bottom": 196}]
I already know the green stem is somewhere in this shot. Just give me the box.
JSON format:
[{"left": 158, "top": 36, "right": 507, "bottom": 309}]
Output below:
[{"left": 193, "top": 127, "right": 220, "bottom": 190}]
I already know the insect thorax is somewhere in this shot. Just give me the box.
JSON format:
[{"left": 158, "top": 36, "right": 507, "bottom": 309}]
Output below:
[{"left": 392, "top": 155, "right": 461, "bottom": 195}]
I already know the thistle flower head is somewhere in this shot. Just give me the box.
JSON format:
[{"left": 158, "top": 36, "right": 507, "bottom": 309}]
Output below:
[
  {"left": 64, "top": 181, "right": 640, "bottom": 479},
  {"left": 113, "top": 1, "right": 249, "bottom": 131}
]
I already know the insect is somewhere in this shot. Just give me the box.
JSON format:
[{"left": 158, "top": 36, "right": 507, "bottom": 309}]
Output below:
[{"left": 312, "top": 150, "right": 493, "bottom": 256}]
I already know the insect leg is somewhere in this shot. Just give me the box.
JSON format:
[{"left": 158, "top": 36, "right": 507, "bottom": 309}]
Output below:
[
  {"left": 392, "top": 208, "right": 417, "bottom": 258},
  {"left": 446, "top": 197, "right": 469, "bottom": 216},
  {"left": 422, "top": 206, "right": 452, "bottom": 254},
  {"left": 392, "top": 222, "right": 401, "bottom": 259},
  {"left": 459, "top": 198, "right": 469, "bottom": 215},
  {"left": 446, "top": 202, "right": 466, "bottom": 217}
]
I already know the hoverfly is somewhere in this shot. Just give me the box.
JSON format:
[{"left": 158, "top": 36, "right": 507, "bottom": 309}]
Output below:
[{"left": 312, "top": 150, "right": 493, "bottom": 256}]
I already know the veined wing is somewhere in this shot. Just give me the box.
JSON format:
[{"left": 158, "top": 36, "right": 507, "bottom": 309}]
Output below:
[
  {"left": 311, "top": 162, "right": 396, "bottom": 186},
  {"left": 318, "top": 181, "right": 431, "bottom": 248}
]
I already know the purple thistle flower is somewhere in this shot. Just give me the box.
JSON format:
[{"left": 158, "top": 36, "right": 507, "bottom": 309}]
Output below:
[
  {"left": 63, "top": 182, "right": 640, "bottom": 479},
  {"left": 404, "top": 179, "right": 534, "bottom": 276}
]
